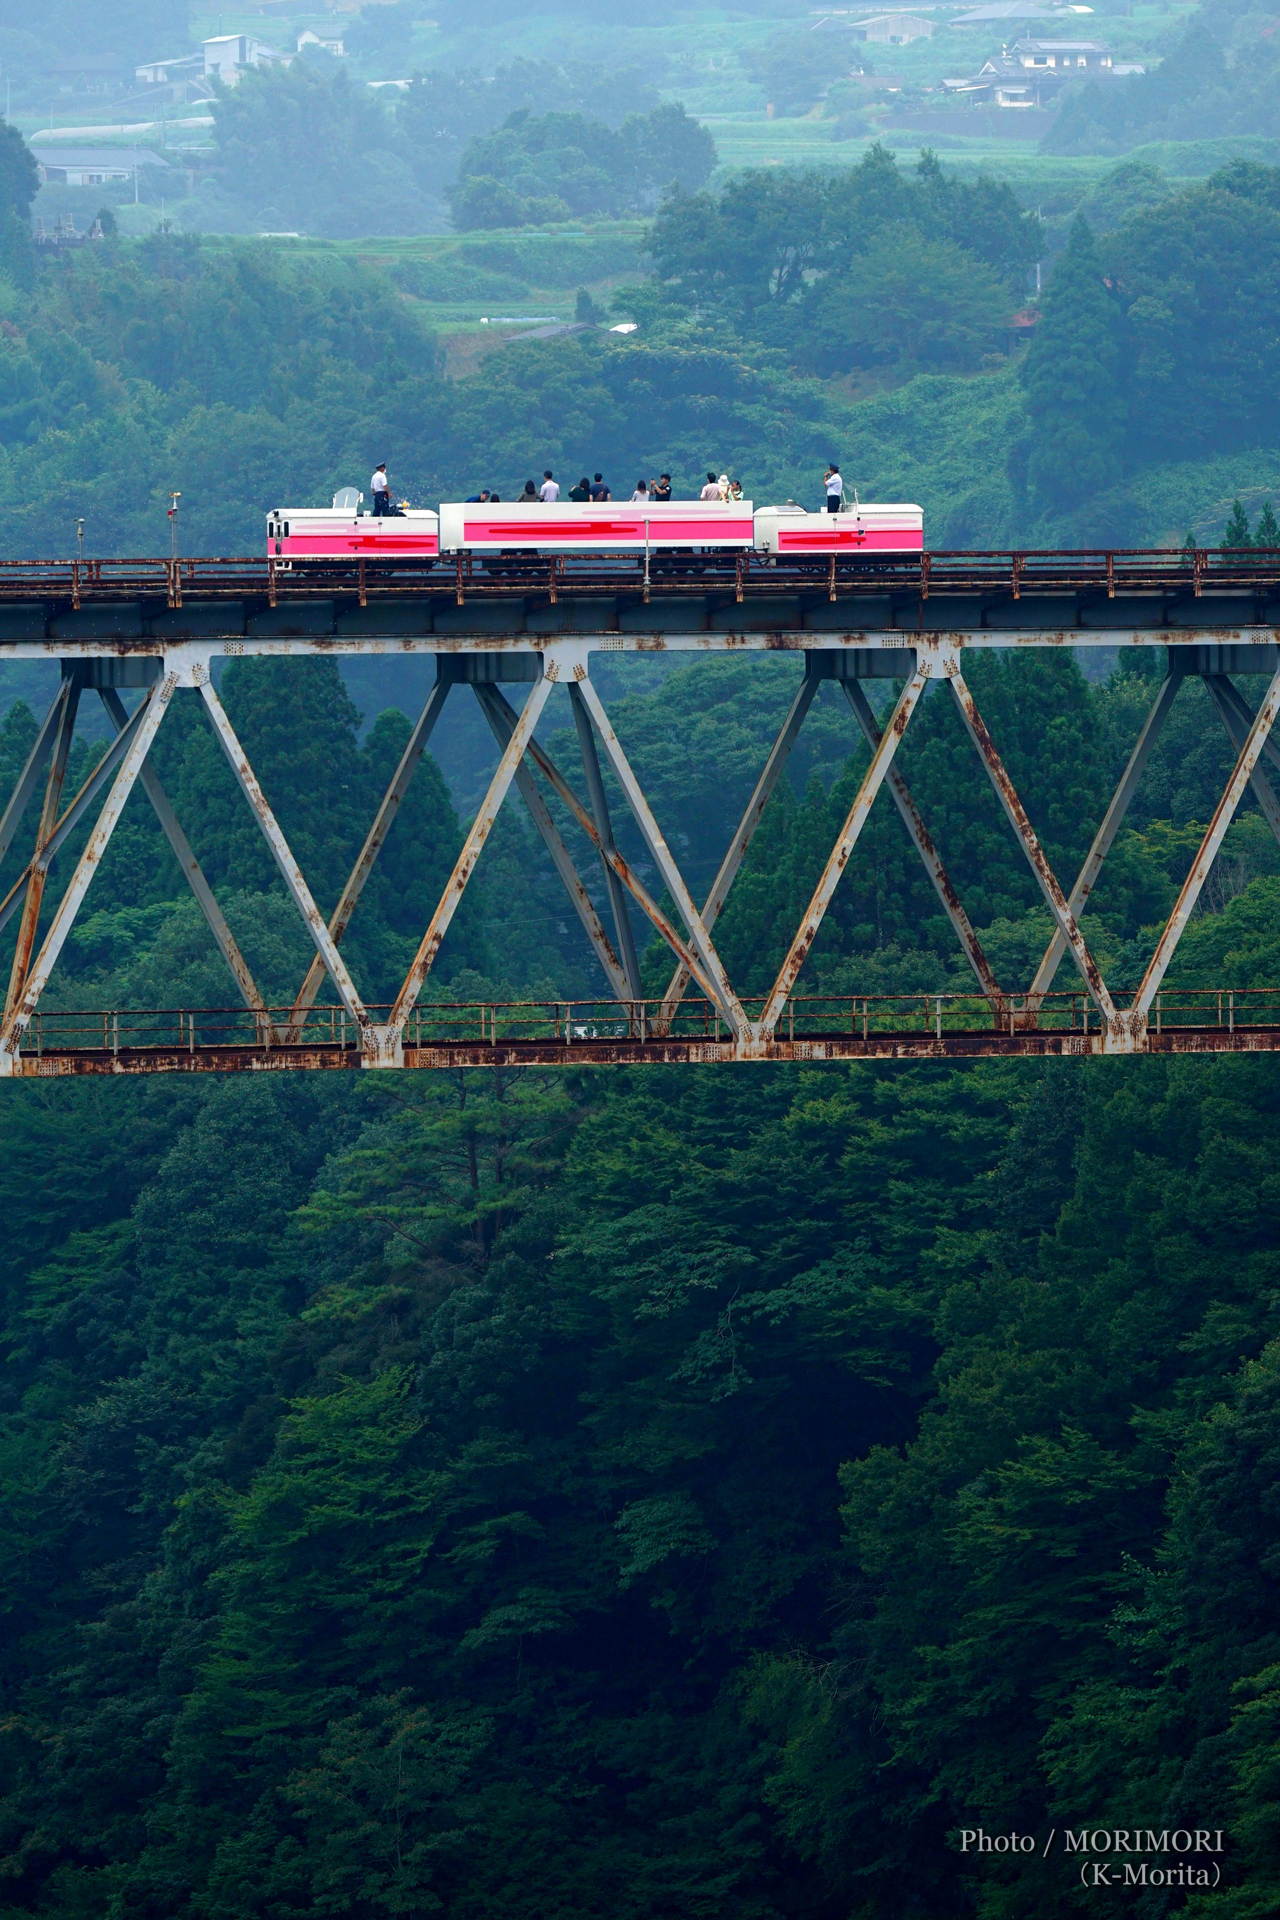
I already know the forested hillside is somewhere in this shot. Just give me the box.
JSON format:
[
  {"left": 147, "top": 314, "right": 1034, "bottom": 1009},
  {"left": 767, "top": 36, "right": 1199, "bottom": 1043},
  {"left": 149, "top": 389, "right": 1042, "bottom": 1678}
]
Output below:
[
  {"left": 3, "top": 648, "right": 1280, "bottom": 1914},
  {"left": 5, "top": 131, "right": 1280, "bottom": 553}
]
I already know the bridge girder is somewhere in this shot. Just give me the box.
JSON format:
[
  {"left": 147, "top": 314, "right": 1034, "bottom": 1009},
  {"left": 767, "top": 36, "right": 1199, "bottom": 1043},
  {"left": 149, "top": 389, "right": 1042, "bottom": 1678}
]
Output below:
[{"left": 1, "top": 626, "right": 1279, "bottom": 1075}]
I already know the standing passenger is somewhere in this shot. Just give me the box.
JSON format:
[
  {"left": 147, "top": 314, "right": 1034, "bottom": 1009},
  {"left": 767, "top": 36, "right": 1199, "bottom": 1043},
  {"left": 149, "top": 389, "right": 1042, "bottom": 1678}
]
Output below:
[
  {"left": 539, "top": 470, "right": 560, "bottom": 502},
  {"left": 650, "top": 473, "right": 672, "bottom": 502},
  {"left": 824, "top": 463, "right": 844, "bottom": 513},
  {"left": 569, "top": 475, "right": 592, "bottom": 501},
  {"left": 371, "top": 463, "right": 391, "bottom": 516},
  {"left": 519, "top": 479, "right": 539, "bottom": 501},
  {"left": 631, "top": 479, "right": 650, "bottom": 502},
  {"left": 700, "top": 471, "right": 721, "bottom": 501},
  {"left": 590, "top": 472, "right": 611, "bottom": 501}
]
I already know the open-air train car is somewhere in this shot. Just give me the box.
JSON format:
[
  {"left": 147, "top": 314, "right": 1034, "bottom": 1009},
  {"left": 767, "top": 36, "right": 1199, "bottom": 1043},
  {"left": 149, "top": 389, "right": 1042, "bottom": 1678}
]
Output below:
[
  {"left": 267, "top": 505, "right": 439, "bottom": 562},
  {"left": 266, "top": 493, "right": 924, "bottom": 563},
  {"left": 753, "top": 503, "right": 924, "bottom": 555}
]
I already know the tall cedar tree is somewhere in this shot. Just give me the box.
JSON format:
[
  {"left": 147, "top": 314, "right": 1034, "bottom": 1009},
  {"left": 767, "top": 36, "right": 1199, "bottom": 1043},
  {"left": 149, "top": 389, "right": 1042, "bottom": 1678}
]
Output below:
[
  {"left": 1223, "top": 498, "right": 1252, "bottom": 549},
  {"left": 1021, "top": 216, "right": 1127, "bottom": 514}
]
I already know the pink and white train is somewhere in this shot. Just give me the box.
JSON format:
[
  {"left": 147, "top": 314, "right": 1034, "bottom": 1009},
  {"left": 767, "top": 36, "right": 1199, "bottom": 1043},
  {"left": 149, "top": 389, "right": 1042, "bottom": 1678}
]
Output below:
[{"left": 266, "top": 494, "right": 923, "bottom": 563}]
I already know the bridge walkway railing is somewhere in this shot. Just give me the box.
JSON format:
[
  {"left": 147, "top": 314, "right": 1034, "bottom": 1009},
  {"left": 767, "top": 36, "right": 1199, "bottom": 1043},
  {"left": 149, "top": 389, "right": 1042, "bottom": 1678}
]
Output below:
[
  {"left": 17, "top": 988, "right": 1280, "bottom": 1065},
  {"left": 0, "top": 549, "right": 1277, "bottom": 610}
]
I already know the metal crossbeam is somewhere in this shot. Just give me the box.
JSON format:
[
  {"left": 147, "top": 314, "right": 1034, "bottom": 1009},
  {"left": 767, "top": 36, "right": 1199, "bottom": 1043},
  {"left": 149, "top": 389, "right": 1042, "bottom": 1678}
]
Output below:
[
  {"left": 11, "top": 988, "right": 1280, "bottom": 1074},
  {"left": 841, "top": 679, "right": 1004, "bottom": 1011},
  {"left": 5, "top": 674, "right": 81, "bottom": 1022},
  {"left": 569, "top": 683, "right": 642, "bottom": 1001},
  {"left": 1132, "top": 662, "right": 1280, "bottom": 1019},
  {"left": 757, "top": 667, "right": 929, "bottom": 1038},
  {"left": 949, "top": 670, "right": 1117, "bottom": 1025},
  {"left": 98, "top": 688, "right": 270, "bottom": 1025},
  {"left": 388, "top": 672, "right": 554, "bottom": 1031},
  {"left": 198, "top": 678, "right": 370, "bottom": 1033},
  {"left": 1206, "top": 676, "right": 1280, "bottom": 841},
  {"left": 289, "top": 676, "right": 452, "bottom": 1029},
  {"left": 0, "top": 690, "right": 152, "bottom": 941},
  {"left": 0, "top": 679, "right": 72, "bottom": 867},
  {"left": 475, "top": 684, "right": 630, "bottom": 1001},
  {"left": 6, "top": 636, "right": 1280, "bottom": 1079},
  {"left": 478, "top": 687, "right": 736, "bottom": 1014},
  {"left": 657, "top": 674, "right": 818, "bottom": 1032},
  {"left": 1026, "top": 671, "right": 1182, "bottom": 1010},
  {"left": 571, "top": 677, "right": 750, "bottom": 1039},
  {"left": 1, "top": 676, "right": 175, "bottom": 1064}
]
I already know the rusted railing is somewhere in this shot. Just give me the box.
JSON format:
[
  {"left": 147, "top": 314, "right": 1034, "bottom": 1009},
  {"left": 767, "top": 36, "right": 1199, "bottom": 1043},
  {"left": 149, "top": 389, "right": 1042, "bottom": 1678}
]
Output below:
[
  {"left": 0, "top": 549, "right": 1275, "bottom": 606},
  {"left": 18, "top": 987, "right": 1280, "bottom": 1060}
]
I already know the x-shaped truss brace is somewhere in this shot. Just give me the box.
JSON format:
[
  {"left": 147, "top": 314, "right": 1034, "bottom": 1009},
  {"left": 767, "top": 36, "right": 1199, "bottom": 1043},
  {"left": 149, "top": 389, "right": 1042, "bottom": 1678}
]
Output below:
[{"left": 3, "top": 649, "right": 1280, "bottom": 1068}]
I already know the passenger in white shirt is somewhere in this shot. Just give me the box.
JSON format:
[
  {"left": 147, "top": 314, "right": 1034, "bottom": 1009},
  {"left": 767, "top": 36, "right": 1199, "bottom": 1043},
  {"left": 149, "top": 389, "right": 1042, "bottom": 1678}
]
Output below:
[
  {"left": 824, "top": 464, "right": 844, "bottom": 514},
  {"left": 699, "top": 471, "right": 721, "bottom": 501},
  {"left": 371, "top": 465, "right": 390, "bottom": 516},
  {"left": 539, "top": 471, "right": 560, "bottom": 502},
  {"left": 631, "top": 480, "right": 649, "bottom": 502}
]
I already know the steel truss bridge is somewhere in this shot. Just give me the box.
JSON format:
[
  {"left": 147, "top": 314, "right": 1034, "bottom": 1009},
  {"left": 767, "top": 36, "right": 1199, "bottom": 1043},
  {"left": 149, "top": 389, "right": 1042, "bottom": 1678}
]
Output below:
[{"left": 1, "top": 548, "right": 1279, "bottom": 1078}]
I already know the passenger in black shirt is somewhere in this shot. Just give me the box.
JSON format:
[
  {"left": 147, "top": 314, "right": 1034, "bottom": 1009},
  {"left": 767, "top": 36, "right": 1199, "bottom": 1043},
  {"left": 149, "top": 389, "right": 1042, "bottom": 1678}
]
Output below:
[
  {"left": 650, "top": 473, "right": 672, "bottom": 502},
  {"left": 568, "top": 476, "right": 592, "bottom": 501},
  {"left": 589, "top": 472, "right": 611, "bottom": 501}
]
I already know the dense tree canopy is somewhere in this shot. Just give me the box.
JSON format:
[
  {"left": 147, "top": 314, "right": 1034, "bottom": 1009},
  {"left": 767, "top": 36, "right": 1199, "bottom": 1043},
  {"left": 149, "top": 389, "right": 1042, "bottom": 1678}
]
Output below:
[
  {"left": 211, "top": 63, "right": 428, "bottom": 239},
  {"left": 742, "top": 25, "right": 868, "bottom": 116},
  {"left": 647, "top": 148, "right": 1040, "bottom": 378},
  {"left": 1046, "top": 0, "right": 1280, "bottom": 155},
  {"left": 1020, "top": 216, "right": 1126, "bottom": 515},
  {"left": 1018, "top": 167, "right": 1280, "bottom": 529},
  {"left": 1, "top": 637, "right": 1280, "bottom": 1913},
  {"left": 0, "top": 120, "right": 37, "bottom": 223},
  {"left": 449, "top": 104, "right": 715, "bottom": 228},
  {"left": 398, "top": 56, "right": 662, "bottom": 183},
  {"left": 4, "top": 147, "right": 1280, "bottom": 555}
]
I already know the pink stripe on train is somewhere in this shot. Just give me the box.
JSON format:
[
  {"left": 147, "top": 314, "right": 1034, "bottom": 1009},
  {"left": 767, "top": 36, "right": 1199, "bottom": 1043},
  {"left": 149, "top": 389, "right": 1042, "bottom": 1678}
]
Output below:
[
  {"left": 463, "top": 517, "right": 756, "bottom": 544},
  {"left": 775, "top": 527, "right": 923, "bottom": 552},
  {"left": 280, "top": 533, "right": 440, "bottom": 556}
]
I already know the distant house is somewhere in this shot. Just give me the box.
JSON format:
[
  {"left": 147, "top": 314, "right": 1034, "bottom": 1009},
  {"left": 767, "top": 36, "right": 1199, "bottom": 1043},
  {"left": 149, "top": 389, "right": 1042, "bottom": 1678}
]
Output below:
[
  {"left": 1009, "top": 36, "right": 1114, "bottom": 70},
  {"left": 136, "top": 37, "right": 291, "bottom": 93},
  {"left": 297, "top": 28, "right": 347, "bottom": 56},
  {"left": 32, "top": 147, "right": 173, "bottom": 188},
  {"left": 943, "top": 36, "right": 1123, "bottom": 105},
  {"left": 942, "top": 61, "right": 1056, "bottom": 106},
  {"left": 849, "top": 14, "right": 934, "bottom": 43},
  {"left": 201, "top": 35, "right": 292, "bottom": 85},
  {"left": 135, "top": 55, "right": 204, "bottom": 88}
]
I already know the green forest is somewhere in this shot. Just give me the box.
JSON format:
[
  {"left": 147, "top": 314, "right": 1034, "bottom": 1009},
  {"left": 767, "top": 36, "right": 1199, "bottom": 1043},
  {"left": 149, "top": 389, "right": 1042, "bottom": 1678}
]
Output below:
[
  {"left": 5, "top": 135, "right": 1280, "bottom": 556},
  {"left": 5, "top": 0, "right": 1280, "bottom": 1907},
  {"left": 5, "top": 646, "right": 1280, "bottom": 1916}
]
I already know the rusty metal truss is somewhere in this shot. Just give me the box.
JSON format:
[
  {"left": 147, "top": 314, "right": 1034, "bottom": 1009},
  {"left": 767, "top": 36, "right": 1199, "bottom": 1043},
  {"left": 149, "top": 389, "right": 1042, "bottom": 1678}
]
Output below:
[{"left": 2, "top": 632, "right": 1280, "bottom": 1077}]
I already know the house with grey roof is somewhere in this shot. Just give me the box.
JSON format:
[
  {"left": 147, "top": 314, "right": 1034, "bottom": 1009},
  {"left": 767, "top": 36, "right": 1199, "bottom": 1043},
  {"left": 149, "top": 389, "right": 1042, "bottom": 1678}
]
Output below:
[{"left": 32, "top": 148, "right": 174, "bottom": 187}]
